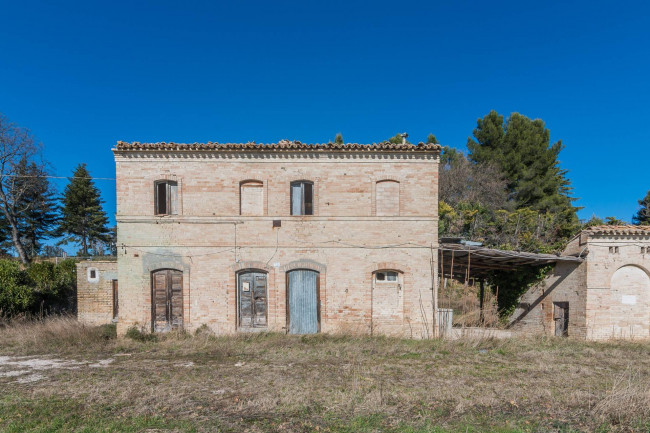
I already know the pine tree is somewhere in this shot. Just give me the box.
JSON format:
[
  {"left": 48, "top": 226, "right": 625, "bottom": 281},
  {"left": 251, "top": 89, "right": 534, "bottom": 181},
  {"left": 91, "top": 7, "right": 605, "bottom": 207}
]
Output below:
[
  {"left": 605, "top": 216, "right": 626, "bottom": 226},
  {"left": 0, "top": 113, "right": 54, "bottom": 263},
  {"left": 467, "top": 111, "right": 579, "bottom": 238},
  {"left": 56, "top": 164, "right": 110, "bottom": 256},
  {"left": 633, "top": 190, "right": 650, "bottom": 225},
  {"left": 14, "top": 159, "right": 59, "bottom": 258},
  {"left": 334, "top": 133, "right": 344, "bottom": 144}
]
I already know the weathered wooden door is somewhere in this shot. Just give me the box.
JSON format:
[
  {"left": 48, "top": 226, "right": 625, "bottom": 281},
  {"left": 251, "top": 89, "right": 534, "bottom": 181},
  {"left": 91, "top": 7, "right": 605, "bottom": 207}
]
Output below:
[
  {"left": 238, "top": 271, "right": 268, "bottom": 329},
  {"left": 287, "top": 269, "right": 319, "bottom": 334},
  {"left": 553, "top": 302, "right": 569, "bottom": 337},
  {"left": 152, "top": 269, "right": 183, "bottom": 332}
]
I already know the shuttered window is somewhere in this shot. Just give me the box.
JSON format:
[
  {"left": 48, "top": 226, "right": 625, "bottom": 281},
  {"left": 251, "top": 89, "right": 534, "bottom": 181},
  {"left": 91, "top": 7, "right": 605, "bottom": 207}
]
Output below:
[
  {"left": 290, "top": 181, "right": 313, "bottom": 215},
  {"left": 376, "top": 180, "right": 399, "bottom": 216},
  {"left": 240, "top": 181, "right": 264, "bottom": 215},
  {"left": 155, "top": 181, "right": 178, "bottom": 215}
]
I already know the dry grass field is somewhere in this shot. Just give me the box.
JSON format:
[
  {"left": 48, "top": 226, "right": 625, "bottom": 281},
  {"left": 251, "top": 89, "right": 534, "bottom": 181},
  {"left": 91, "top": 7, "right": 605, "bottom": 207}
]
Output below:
[{"left": 1, "top": 318, "right": 649, "bottom": 432}]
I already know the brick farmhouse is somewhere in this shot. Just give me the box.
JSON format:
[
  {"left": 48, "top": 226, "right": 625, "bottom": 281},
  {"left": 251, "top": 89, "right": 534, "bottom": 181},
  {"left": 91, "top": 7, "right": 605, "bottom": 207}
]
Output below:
[
  {"left": 75, "top": 140, "right": 650, "bottom": 340},
  {"left": 79, "top": 140, "right": 441, "bottom": 337}
]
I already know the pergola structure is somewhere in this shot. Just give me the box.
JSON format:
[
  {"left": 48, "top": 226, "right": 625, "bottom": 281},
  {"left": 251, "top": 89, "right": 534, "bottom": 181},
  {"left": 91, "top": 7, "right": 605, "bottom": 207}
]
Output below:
[
  {"left": 439, "top": 242, "right": 583, "bottom": 280},
  {"left": 438, "top": 241, "right": 584, "bottom": 322}
]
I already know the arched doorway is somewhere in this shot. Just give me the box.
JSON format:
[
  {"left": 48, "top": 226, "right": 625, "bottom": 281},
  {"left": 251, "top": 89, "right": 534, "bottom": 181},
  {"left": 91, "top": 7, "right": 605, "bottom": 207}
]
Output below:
[
  {"left": 287, "top": 269, "right": 320, "bottom": 334},
  {"left": 371, "top": 270, "right": 404, "bottom": 336},
  {"left": 151, "top": 269, "right": 183, "bottom": 332},
  {"left": 237, "top": 270, "right": 268, "bottom": 330},
  {"left": 610, "top": 265, "right": 650, "bottom": 338}
]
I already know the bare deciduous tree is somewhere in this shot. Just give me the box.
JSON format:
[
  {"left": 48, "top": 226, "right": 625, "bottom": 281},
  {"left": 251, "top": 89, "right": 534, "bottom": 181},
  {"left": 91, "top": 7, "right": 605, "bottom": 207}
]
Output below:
[
  {"left": 0, "top": 114, "right": 51, "bottom": 264},
  {"left": 439, "top": 152, "right": 510, "bottom": 210}
]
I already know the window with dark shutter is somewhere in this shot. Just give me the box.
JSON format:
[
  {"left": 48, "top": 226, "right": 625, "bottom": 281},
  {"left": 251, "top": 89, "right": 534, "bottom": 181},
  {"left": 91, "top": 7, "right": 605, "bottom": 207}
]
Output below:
[
  {"left": 154, "top": 180, "right": 178, "bottom": 215},
  {"left": 290, "top": 181, "right": 314, "bottom": 215}
]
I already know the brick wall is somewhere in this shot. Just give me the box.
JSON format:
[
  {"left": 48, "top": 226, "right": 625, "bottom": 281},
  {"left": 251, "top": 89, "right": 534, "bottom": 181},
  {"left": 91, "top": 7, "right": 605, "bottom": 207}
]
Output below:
[
  {"left": 512, "top": 232, "right": 650, "bottom": 340},
  {"left": 76, "top": 261, "right": 118, "bottom": 325},
  {"left": 510, "top": 261, "right": 586, "bottom": 337},
  {"left": 114, "top": 149, "right": 439, "bottom": 338},
  {"left": 584, "top": 235, "right": 650, "bottom": 340}
]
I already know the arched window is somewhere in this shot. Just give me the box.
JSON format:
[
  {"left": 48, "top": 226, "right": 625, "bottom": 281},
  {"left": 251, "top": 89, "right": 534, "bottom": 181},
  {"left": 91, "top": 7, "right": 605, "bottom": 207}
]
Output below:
[
  {"left": 240, "top": 180, "right": 264, "bottom": 216},
  {"left": 290, "top": 180, "right": 314, "bottom": 215},
  {"left": 154, "top": 180, "right": 178, "bottom": 215},
  {"left": 376, "top": 180, "right": 399, "bottom": 216},
  {"left": 374, "top": 270, "right": 399, "bottom": 282}
]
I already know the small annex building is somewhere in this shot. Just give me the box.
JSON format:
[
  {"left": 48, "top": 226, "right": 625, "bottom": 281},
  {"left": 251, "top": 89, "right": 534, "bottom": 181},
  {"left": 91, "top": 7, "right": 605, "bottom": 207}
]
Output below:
[
  {"left": 511, "top": 225, "right": 650, "bottom": 340},
  {"left": 92, "top": 139, "right": 442, "bottom": 338},
  {"left": 76, "top": 260, "right": 118, "bottom": 326}
]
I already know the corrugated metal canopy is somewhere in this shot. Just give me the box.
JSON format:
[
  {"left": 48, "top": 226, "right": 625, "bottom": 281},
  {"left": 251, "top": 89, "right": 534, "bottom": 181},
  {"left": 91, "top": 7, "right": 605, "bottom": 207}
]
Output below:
[{"left": 439, "top": 243, "right": 584, "bottom": 280}]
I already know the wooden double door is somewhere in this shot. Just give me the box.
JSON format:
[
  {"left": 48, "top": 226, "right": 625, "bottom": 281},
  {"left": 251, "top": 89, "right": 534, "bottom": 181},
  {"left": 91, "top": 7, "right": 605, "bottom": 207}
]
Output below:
[
  {"left": 152, "top": 269, "right": 183, "bottom": 332},
  {"left": 238, "top": 271, "right": 268, "bottom": 329}
]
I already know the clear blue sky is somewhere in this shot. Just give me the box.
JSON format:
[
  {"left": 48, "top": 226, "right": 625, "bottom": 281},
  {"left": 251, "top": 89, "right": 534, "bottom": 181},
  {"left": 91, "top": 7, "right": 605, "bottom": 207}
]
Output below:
[{"left": 1, "top": 0, "right": 649, "bottom": 230}]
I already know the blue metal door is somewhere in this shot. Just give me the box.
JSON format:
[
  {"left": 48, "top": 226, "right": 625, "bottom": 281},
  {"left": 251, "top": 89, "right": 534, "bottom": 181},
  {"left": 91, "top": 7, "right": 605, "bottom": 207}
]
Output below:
[{"left": 288, "top": 269, "right": 319, "bottom": 334}]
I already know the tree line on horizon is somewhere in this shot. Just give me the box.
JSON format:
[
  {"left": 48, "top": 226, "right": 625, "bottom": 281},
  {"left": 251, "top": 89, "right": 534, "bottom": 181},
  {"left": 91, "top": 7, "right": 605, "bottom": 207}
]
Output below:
[{"left": 0, "top": 113, "right": 113, "bottom": 265}]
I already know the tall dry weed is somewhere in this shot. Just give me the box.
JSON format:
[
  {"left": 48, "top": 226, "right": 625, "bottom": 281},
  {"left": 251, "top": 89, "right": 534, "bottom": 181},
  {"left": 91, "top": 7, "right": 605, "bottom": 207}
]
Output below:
[
  {"left": 0, "top": 316, "right": 115, "bottom": 355},
  {"left": 592, "top": 366, "right": 650, "bottom": 424}
]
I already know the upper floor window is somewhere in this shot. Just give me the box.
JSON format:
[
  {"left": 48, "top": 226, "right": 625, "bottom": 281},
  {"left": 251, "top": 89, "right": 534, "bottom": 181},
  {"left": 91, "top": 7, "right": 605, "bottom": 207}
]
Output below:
[
  {"left": 291, "top": 181, "right": 313, "bottom": 215},
  {"left": 240, "top": 181, "right": 264, "bottom": 216},
  {"left": 376, "top": 180, "right": 399, "bottom": 216},
  {"left": 155, "top": 180, "right": 178, "bottom": 215}
]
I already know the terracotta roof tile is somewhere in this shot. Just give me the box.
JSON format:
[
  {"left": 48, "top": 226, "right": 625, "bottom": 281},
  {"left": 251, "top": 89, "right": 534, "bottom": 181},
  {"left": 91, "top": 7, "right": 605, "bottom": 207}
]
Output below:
[
  {"left": 584, "top": 225, "right": 650, "bottom": 236},
  {"left": 114, "top": 140, "right": 441, "bottom": 153}
]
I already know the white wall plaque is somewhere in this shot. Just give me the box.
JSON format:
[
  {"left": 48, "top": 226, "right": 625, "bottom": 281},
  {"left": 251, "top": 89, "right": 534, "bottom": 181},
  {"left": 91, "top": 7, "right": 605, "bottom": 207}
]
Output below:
[{"left": 622, "top": 295, "right": 637, "bottom": 305}]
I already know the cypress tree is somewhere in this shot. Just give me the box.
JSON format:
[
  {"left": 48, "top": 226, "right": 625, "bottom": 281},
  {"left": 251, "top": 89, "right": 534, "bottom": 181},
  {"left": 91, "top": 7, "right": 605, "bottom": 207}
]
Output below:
[
  {"left": 56, "top": 164, "right": 110, "bottom": 256},
  {"left": 334, "top": 133, "right": 344, "bottom": 144}
]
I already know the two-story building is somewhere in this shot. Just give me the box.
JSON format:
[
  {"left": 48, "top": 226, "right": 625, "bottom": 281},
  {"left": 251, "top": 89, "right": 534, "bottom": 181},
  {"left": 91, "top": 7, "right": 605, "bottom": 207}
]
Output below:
[{"left": 104, "top": 140, "right": 440, "bottom": 337}]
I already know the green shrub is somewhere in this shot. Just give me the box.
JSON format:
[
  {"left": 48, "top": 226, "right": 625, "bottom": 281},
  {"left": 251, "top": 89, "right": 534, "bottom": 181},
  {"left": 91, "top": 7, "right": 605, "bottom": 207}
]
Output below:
[
  {"left": 0, "top": 260, "right": 33, "bottom": 315},
  {"left": 0, "top": 258, "right": 77, "bottom": 317},
  {"left": 125, "top": 326, "right": 157, "bottom": 343},
  {"left": 96, "top": 323, "right": 117, "bottom": 340}
]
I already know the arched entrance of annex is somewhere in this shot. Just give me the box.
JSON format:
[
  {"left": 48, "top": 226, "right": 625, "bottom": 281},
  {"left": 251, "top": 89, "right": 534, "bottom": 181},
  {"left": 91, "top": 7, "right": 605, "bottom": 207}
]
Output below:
[{"left": 609, "top": 265, "right": 650, "bottom": 339}]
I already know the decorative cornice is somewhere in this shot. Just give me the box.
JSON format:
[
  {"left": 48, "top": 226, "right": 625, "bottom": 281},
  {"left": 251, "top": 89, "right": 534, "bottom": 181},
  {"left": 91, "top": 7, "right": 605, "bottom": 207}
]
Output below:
[
  {"left": 114, "top": 140, "right": 441, "bottom": 154},
  {"left": 584, "top": 225, "right": 650, "bottom": 237}
]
